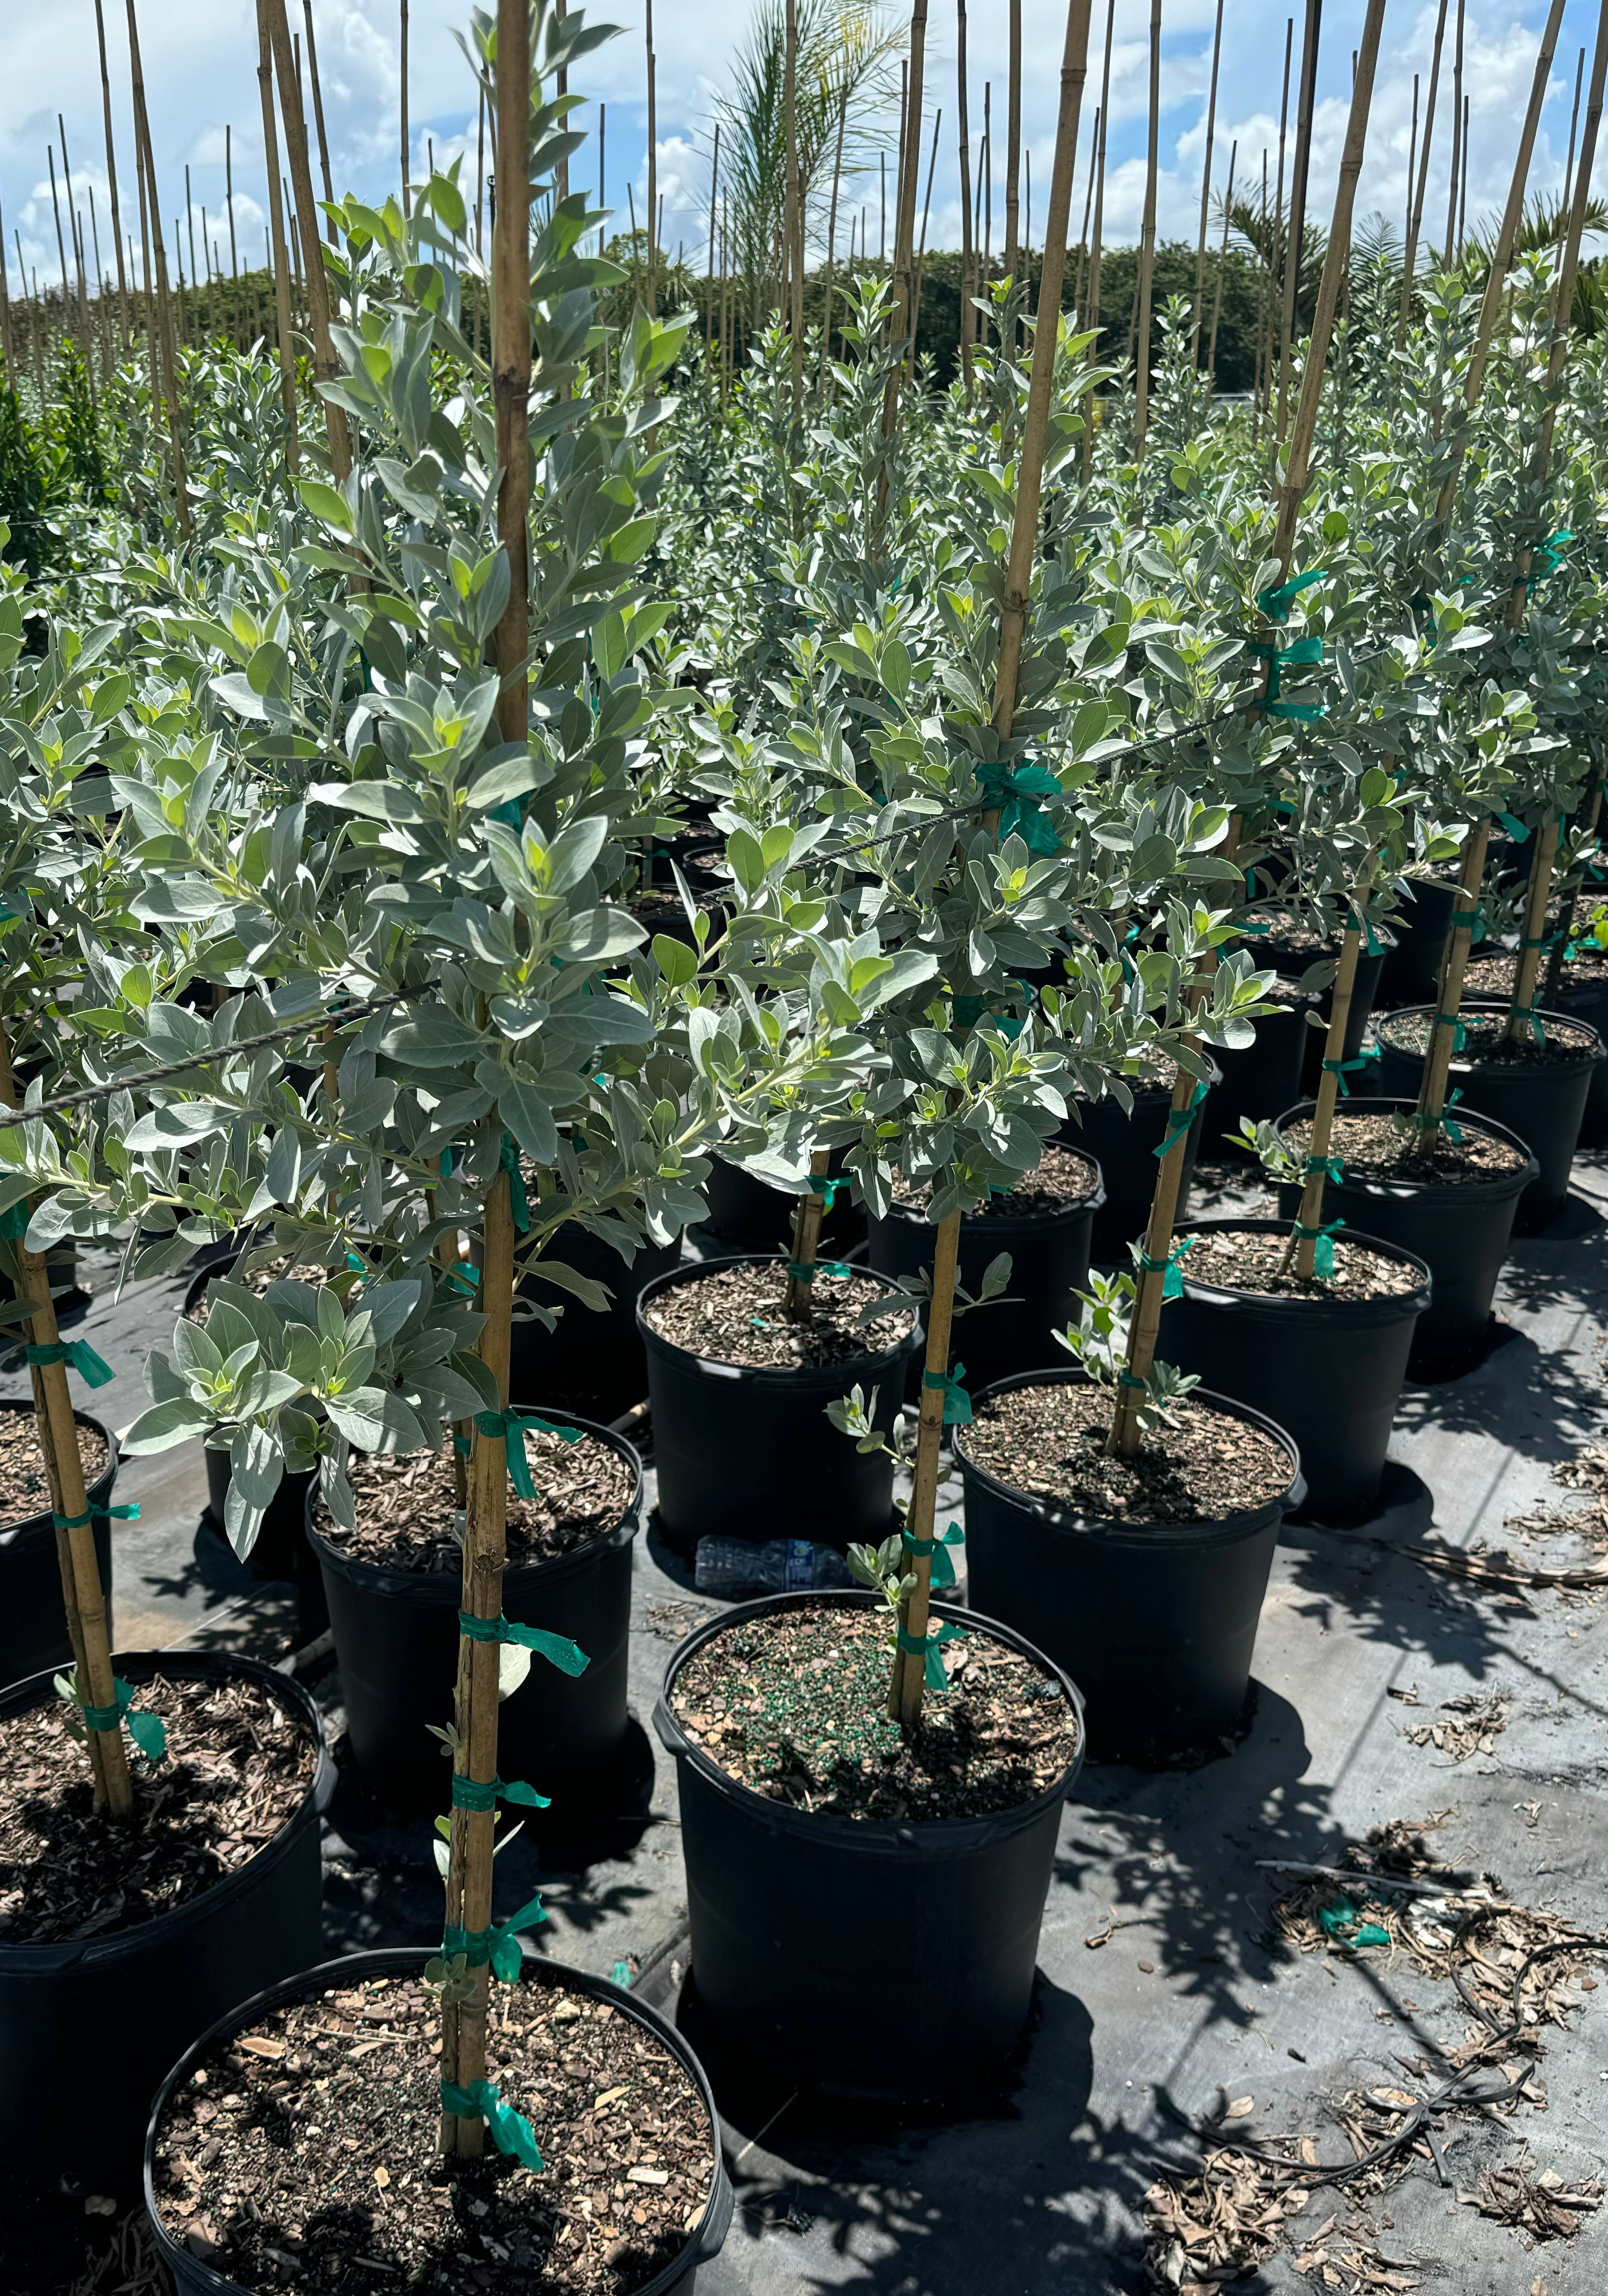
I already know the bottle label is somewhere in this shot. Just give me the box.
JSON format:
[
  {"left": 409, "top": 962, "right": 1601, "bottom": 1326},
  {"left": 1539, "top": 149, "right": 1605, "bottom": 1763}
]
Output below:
[{"left": 783, "top": 1539, "right": 814, "bottom": 1591}]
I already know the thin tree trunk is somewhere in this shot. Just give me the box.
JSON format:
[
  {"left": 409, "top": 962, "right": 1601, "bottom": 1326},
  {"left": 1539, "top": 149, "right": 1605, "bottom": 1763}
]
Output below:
[
  {"left": 1191, "top": 0, "right": 1224, "bottom": 364},
  {"left": 256, "top": 0, "right": 300, "bottom": 473},
  {"left": 265, "top": 0, "right": 351, "bottom": 476},
  {"left": 1397, "top": 0, "right": 1448, "bottom": 342},
  {"left": 1133, "top": 0, "right": 1161, "bottom": 457}
]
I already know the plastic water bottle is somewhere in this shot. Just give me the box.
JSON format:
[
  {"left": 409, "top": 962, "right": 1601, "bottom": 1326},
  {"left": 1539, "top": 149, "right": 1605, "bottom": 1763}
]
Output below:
[{"left": 694, "top": 1537, "right": 854, "bottom": 1597}]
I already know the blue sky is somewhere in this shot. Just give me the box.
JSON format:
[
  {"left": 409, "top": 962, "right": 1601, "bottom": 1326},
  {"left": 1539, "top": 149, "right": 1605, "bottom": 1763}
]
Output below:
[{"left": 0, "top": 3, "right": 1599, "bottom": 300}]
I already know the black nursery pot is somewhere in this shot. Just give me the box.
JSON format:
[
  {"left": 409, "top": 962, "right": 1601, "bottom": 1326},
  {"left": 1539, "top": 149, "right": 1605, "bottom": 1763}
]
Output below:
[
  {"left": 1205, "top": 1007, "right": 1306, "bottom": 1156},
  {"left": 654, "top": 1590, "right": 1084, "bottom": 2105},
  {"left": 1296, "top": 943, "right": 1386, "bottom": 1099},
  {"left": 0, "top": 1649, "right": 332, "bottom": 2183},
  {"left": 702, "top": 1153, "right": 863, "bottom": 1254},
  {"left": 639, "top": 1256, "right": 923, "bottom": 1550},
  {"left": 864, "top": 1161, "right": 1105, "bottom": 1394},
  {"left": 183, "top": 1264, "right": 320, "bottom": 1598},
  {"left": 144, "top": 1948, "right": 733, "bottom": 2296},
  {"left": 1161, "top": 1219, "right": 1430, "bottom": 1524},
  {"left": 1376, "top": 878, "right": 1456, "bottom": 1010},
  {"left": 1062, "top": 1061, "right": 1219, "bottom": 1259},
  {"left": 1372, "top": 1001, "right": 1604, "bottom": 1231},
  {"left": 309, "top": 1419, "right": 642, "bottom": 1815},
  {"left": 1271, "top": 1097, "right": 1538, "bottom": 1378},
  {"left": 958, "top": 1373, "right": 1301, "bottom": 1763},
  {"left": 507, "top": 1221, "right": 684, "bottom": 1416},
  {"left": 0, "top": 1400, "right": 116, "bottom": 1688}
]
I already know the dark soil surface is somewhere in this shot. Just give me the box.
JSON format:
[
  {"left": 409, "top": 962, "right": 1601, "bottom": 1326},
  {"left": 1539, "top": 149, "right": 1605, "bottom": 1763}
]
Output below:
[
  {"left": 150, "top": 1969, "right": 716, "bottom": 2295},
  {"left": 0, "top": 1673, "right": 318, "bottom": 1945},
  {"left": 641, "top": 1261, "right": 915, "bottom": 1371},
  {"left": 1280, "top": 1112, "right": 1529, "bottom": 1187},
  {"left": 1246, "top": 907, "right": 1340, "bottom": 959},
  {"left": 959, "top": 1382, "right": 1291, "bottom": 1526},
  {"left": 893, "top": 1144, "right": 1100, "bottom": 1218},
  {"left": 1380, "top": 1008, "right": 1600, "bottom": 1068},
  {"left": 1073, "top": 1049, "right": 1180, "bottom": 1103},
  {"left": 314, "top": 1437, "right": 635, "bottom": 1575},
  {"left": 669, "top": 1600, "right": 1078, "bottom": 1819},
  {"left": 189, "top": 1258, "right": 347, "bottom": 1320},
  {"left": 0, "top": 1403, "right": 109, "bottom": 1529},
  {"left": 1465, "top": 941, "right": 1608, "bottom": 1000},
  {"left": 1178, "top": 1226, "right": 1423, "bottom": 1303}
]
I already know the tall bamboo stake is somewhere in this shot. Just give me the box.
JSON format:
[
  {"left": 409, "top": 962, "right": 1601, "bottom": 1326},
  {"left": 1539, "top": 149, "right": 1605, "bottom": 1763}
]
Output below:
[
  {"left": 820, "top": 83, "right": 847, "bottom": 384},
  {"left": 126, "top": 0, "right": 191, "bottom": 534},
  {"left": 956, "top": 0, "right": 975, "bottom": 393},
  {"left": 266, "top": 0, "right": 351, "bottom": 476},
  {"left": 705, "top": 122, "right": 720, "bottom": 355},
  {"left": 1278, "top": 0, "right": 1321, "bottom": 445},
  {"left": 1072, "top": 101, "right": 1098, "bottom": 312},
  {"left": 0, "top": 190, "right": 11, "bottom": 378},
  {"left": 876, "top": 0, "right": 930, "bottom": 509},
  {"left": 784, "top": 0, "right": 803, "bottom": 416},
  {"left": 645, "top": 0, "right": 657, "bottom": 312},
  {"left": 302, "top": 0, "right": 336, "bottom": 235},
  {"left": 1507, "top": 820, "right": 1562, "bottom": 1047},
  {"left": 1404, "top": 75, "right": 1418, "bottom": 251},
  {"left": 1442, "top": 0, "right": 1465, "bottom": 266},
  {"left": 1288, "top": 927, "right": 1360, "bottom": 1278},
  {"left": 1191, "top": 0, "right": 1224, "bottom": 364},
  {"left": 1415, "top": 819, "right": 1489, "bottom": 1138},
  {"left": 227, "top": 125, "right": 238, "bottom": 279},
  {"left": 185, "top": 164, "right": 199, "bottom": 324},
  {"left": 556, "top": 0, "right": 569, "bottom": 206},
  {"left": 400, "top": 0, "right": 411, "bottom": 215},
  {"left": 1133, "top": 0, "right": 1162, "bottom": 458},
  {"left": 1080, "top": 0, "right": 1113, "bottom": 479},
  {"left": 1268, "top": 20, "right": 1292, "bottom": 421},
  {"left": 1561, "top": 46, "right": 1586, "bottom": 235},
  {"left": 1206, "top": 136, "right": 1235, "bottom": 381},
  {"left": 48, "top": 149, "right": 74, "bottom": 351},
  {"left": 1397, "top": 0, "right": 1448, "bottom": 343},
  {"left": 256, "top": 0, "right": 300, "bottom": 473},
  {"left": 1456, "top": 92, "right": 1469, "bottom": 258},
  {"left": 913, "top": 106, "right": 942, "bottom": 357},
  {"left": 93, "top": 0, "right": 128, "bottom": 303},
  {"left": 1004, "top": 0, "right": 1021, "bottom": 287}
]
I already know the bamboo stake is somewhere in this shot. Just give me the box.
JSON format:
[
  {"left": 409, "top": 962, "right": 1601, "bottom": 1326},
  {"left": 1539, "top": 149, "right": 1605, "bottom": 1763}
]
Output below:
[
  {"left": 597, "top": 100, "right": 605, "bottom": 256},
  {"left": 265, "top": 0, "right": 351, "bottom": 476},
  {"left": 1268, "top": 21, "right": 1292, "bottom": 423},
  {"left": 302, "top": 0, "right": 336, "bottom": 235},
  {"left": 1457, "top": 92, "right": 1469, "bottom": 259},
  {"left": 1404, "top": 76, "right": 1417, "bottom": 254},
  {"left": 1072, "top": 101, "right": 1097, "bottom": 312},
  {"left": 400, "top": 0, "right": 412, "bottom": 215},
  {"left": 887, "top": 1209, "right": 961, "bottom": 1724},
  {"left": 1080, "top": 0, "right": 1113, "bottom": 479},
  {"left": 1415, "top": 819, "right": 1489, "bottom": 1139},
  {"left": 1133, "top": 0, "right": 1161, "bottom": 458},
  {"left": 1287, "top": 926, "right": 1360, "bottom": 1278},
  {"left": 1506, "top": 819, "right": 1562, "bottom": 1047},
  {"left": 1191, "top": 0, "right": 1224, "bottom": 365},
  {"left": 491, "top": 0, "right": 533, "bottom": 756},
  {"left": 48, "top": 149, "right": 74, "bottom": 349},
  {"left": 1397, "top": 0, "right": 1448, "bottom": 344},
  {"left": 1271, "top": 0, "right": 1387, "bottom": 575},
  {"left": 1004, "top": 0, "right": 1021, "bottom": 288},
  {"left": 1442, "top": 0, "right": 1464, "bottom": 267},
  {"left": 784, "top": 0, "right": 803, "bottom": 416},
  {"left": 784, "top": 1152, "right": 832, "bottom": 1321},
  {"left": 706, "top": 121, "right": 720, "bottom": 356},
  {"left": 1109, "top": 1046, "right": 1205, "bottom": 1457},
  {"left": 1206, "top": 137, "right": 1235, "bottom": 382},
  {"left": 1278, "top": 0, "right": 1321, "bottom": 445},
  {"left": 1561, "top": 47, "right": 1586, "bottom": 238},
  {"left": 93, "top": 0, "right": 128, "bottom": 303},
  {"left": 125, "top": 0, "right": 191, "bottom": 535},
  {"left": 0, "top": 189, "right": 11, "bottom": 378},
  {"left": 256, "top": 0, "right": 300, "bottom": 473},
  {"left": 227, "top": 125, "right": 238, "bottom": 281},
  {"left": 956, "top": 0, "right": 974, "bottom": 394},
  {"left": 820, "top": 82, "right": 847, "bottom": 385},
  {"left": 1522, "top": 0, "right": 1608, "bottom": 533},
  {"left": 876, "top": 0, "right": 930, "bottom": 504},
  {"left": 476, "top": 83, "right": 487, "bottom": 257},
  {"left": 913, "top": 106, "right": 942, "bottom": 360},
  {"left": 556, "top": 0, "right": 569, "bottom": 207},
  {"left": 645, "top": 0, "right": 657, "bottom": 313},
  {"left": 0, "top": 1022, "right": 130, "bottom": 1817},
  {"left": 185, "top": 163, "right": 199, "bottom": 326}
]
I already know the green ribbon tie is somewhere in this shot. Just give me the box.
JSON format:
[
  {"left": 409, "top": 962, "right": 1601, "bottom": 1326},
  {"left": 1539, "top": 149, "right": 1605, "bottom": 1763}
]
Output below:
[
  {"left": 897, "top": 1618, "right": 968, "bottom": 1691},
  {"left": 25, "top": 1340, "right": 114, "bottom": 1388},
  {"left": 450, "top": 1773, "right": 551, "bottom": 1813},
  {"left": 903, "top": 1519, "right": 964, "bottom": 1589},
  {"left": 1295, "top": 1216, "right": 1345, "bottom": 1278},
  {"left": 1409, "top": 590, "right": 1439, "bottom": 646},
  {"left": 474, "top": 1409, "right": 583, "bottom": 1500},
  {"left": 445, "top": 1260, "right": 481, "bottom": 1295},
  {"left": 71, "top": 1674, "right": 167, "bottom": 1763},
  {"left": 443, "top": 1890, "right": 548, "bottom": 1984},
  {"left": 1322, "top": 1055, "right": 1368, "bottom": 1097},
  {"left": 787, "top": 1259, "right": 852, "bottom": 1284},
  {"left": 1303, "top": 1153, "right": 1344, "bottom": 1184},
  {"left": 1432, "top": 1014, "right": 1468, "bottom": 1052},
  {"left": 1497, "top": 812, "right": 1530, "bottom": 844},
  {"left": 453, "top": 1433, "right": 471, "bottom": 1457},
  {"left": 922, "top": 1364, "right": 973, "bottom": 1426},
  {"left": 1511, "top": 1003, "right": 1547, "bottom": 1046},
  {"left": 1153, "top": 1079, "right": 1208, "bottom": 1160},
  {"left": 1117, "top": 1370, "right": 1149, "bottom": 1393},
  {"left": 808, "top": 1174, "right": 844, "bottom": 1206},
  {"left": 976, "top": 762, "right": 1063, "bottom": 856},
  {"left": 1257, "top": 569, "right": 1329, "bottom": 623},
  {"left": 438, "top": 2078, "right": 543, "bottom": 2168},
  {"left": 1347, "top": 912, "right": 1382, "bottom": 957},
  {"left": 439, "top": 1145, "right": 454, "bottom": 1177},
  {"left": 499, "top": 1135, "right": 532, "bottom": 1235},
  {"left": 458, "top": 1611, "right": 590, "bottom": 1675},
  {"left": 1440, "top": 1087, "right": 1465, "bottom": 1143},
  {"left": 1526, "top": 528, "right": 1572, "bottom": 595},
  {"left": 53, "top": 1503, "right": 138, "bottom": 1529},
  {"left": 1139, "top": 1236, "right": 1194, "bottom": 1301},
  {"left": 1318, "top": 1897, "right": 1390, "bottom": 1949}
]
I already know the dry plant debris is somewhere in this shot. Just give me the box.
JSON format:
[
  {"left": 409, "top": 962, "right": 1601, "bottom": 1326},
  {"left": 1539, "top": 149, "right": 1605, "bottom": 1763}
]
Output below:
[
  {"left": 1461, "top": 2159, "right": 1604, "bottom": 2243},
  {"left": 1402, "top": 1694, "right": 1510, "bottom": 1764}
]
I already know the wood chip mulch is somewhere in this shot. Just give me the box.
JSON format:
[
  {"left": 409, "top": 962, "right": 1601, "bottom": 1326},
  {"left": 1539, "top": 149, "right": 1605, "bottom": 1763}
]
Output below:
[
  {"left": 892, "top": 1144, "right": 1100, "bottom": 1217},
  {"left": 151, "top": 1971, "right": 717, "bottom": 2295},
  {"left": 313, "top": 1437, "right": 634, "bottom": 1575},
  {"left": 1281, "top": 1112, "right": 1529, "bottom": 1188},
  {"left": 0, "top": 1674, "right": 318, "bottom": 1945},
  {"left": 0, "top": 1403, "right": 110, "bottom": 1531},
  {"left": 669, "top": 1600, "right": 1078, "bottom": 1820},
  {"left": 1380, "top": 1010, "right": 1599, "bottom": 1070},
  {"left": 1178, "top": 1226, "right": 1423, "bottom": 1304},
  {"left": 958, "top": 1383, "right": 1291, "bottom": 1525},
  {"left": 640, "top": 1261, "right": 915, "bottom": 1371}
]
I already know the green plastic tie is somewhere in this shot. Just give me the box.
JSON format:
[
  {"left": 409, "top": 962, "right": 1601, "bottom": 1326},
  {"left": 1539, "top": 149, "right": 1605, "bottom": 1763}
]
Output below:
[
  {"left": 1256, "top": 569, "right": 1329, "bottom": 623},
  {"left": 1138, "top": 1236, "right": 1194, "bottom": 1301},
  {"left": 1432, "top": 1014, "right": 1469, "bottom": 1052},
  {"left": 896, "top": 1618, "right": 968, "bottom": 1691},
  {"left": 443, "top": 1890, "right": 548, "bottom": 1982},
  {"left": 439, "top": 1146, "right": 454, "bottom": 1178},
  {"left": 453, "top": 1434, "right": 471, "bottom": 1457},
  {"left": 903, "top": 1519, "right": 964, "bottom": 1589},
  {"left": 438, "top": 2078, "right": 543, "bottom": 2167},
  {"left": 1440, "top": 1087, "right": 1465, "bottom": 1143},
  {"left": 1117, "top": 1370, "right": 1149, "bottom": 1393},
  {"left": 71, "top": 1673, "right": 167, "bottom": 1763},
  {"left": 1511, "top": 1003, "right": 1547, "bottom": 1047},
  {"left": 445, "top": 1261, "right": 480, "bottom": 1295},
  {"left": 450, "top": 1774, "right": 551, "bottom": 1814},
  {"left": 499, "top": 1134, "right": 532, "bottom": 1234},
  {"left": 1303, "top": 1153, "right": 1344, "bottom": 1184},
  {"left": 1153, "top": 1079, "right": 1208, "bottom": 1160},
  {"left": 25, "top": 1340, "right": 114, "bottom": 1388},
  {"left": 1497, "top": 811, "right": 1531, "bottom": 845},
  {"left": 975, "top": 762, "right": 1062, "bottom": 855},
  {"left": 53, "top": 1503, "right": 138, "bottom": 1530},
  {"left": 787, "top": 1259, "right": 852, "bottom": 1284},
  {"left": 473, "top": 1408, "right": 583, "bottom": 1500},
  {"left": 1321, "top": 1055, "right": 1368, "bottom": 1097},
  {"left": 1293, "top": 1216, "right": 1345, "bottom": 1278},
  {"left": 1346, "top": 911, "right": 1382, "bottom": 957},
  {"left": 457, "top": 1611, "right": 590, "bottom": 1675},
  {"left": 1525, "top": 527, "right": 1572, "bottom": 597},
  {"left": 922, "top": 1363, "right": 973, "bottom": 1426},
  {"left": 1318, "top": 1897, "right": 1390, "bottom": 1949},
  {"left": 808, "top": 1174, "right": 845, "bottom": 1206}
]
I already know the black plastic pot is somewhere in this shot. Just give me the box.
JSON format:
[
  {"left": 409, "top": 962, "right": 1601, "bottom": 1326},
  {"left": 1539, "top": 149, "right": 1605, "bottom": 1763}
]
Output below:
[
  {"left": 1061, "top": 1060, "right": 1220, "bottom": 1260},
  {"left": 1376, "top": 878, "right": 1456, "bottom": 1010},
  {"left": 0, "top": 1400, "right": 117, "bottom": 1688},
  {"left": 309, "top": 1418, "right": 642, "bottom": 1815},
  {"left": 507, "top": 1221, "right": 684, "bottom": 1415},
  {"left": 145, "top": 1947, "right": 732, "bottom": 2296},
  {"left": 1372, "top": 1001, "right": 1604, "bottom": 1231},
  {"left": 864, "top": 1161, "right": 1104, "bottom": 1394},
  {"left": 1296, "top": 944, "right": 1386, "bottom": 1098},
  {"left": 0, "top": 1649, "right": 332, "bottom": 2182},
  {"left": 1270, "top": 1097, "right": 1537, "bottom": 1378},
  {"left": 1161, "top": 1218, "right": 1430, "bottom": 1524},
  {"left": 702, "top": 1153, "right": 862, "bottom": 1254},
  {"left": 1546, "top": 966, "right": 1608, "bottom": 1145},
  {"left": 640, "top": 1256, "right": 924, "bottom": 1550},
  {"left": 182, "top": 1266, "right": 323, "bottom": 1608},
  {"left": 1204, "top": 1006, "right": 1307, "bottom": 1157},
  {"left": 958, "top": 1371, "right": 1302, "bottom": 1763},
  {"left": 654, "top": 1590, "right": 1084, "bottom": 2104}
]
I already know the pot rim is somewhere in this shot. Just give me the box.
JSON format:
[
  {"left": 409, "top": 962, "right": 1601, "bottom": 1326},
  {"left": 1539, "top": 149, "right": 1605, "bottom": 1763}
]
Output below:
[
  {"left": 1377, "top": 999, "right": 1606, "bottom": 1074},
  {"left": 141, "top": 1945, "right": 733, "bottom": 2296},
  {"left": 1069, "top": 1050, "right": 1224, "bottom": 1112},
  {"left": 0, "top": 1397, "right": 119, "bottom": 1549},
  {"left": 305, "top": 1410, "right": 644, "bottom": 1596},
  {"left": 1270, "top": 1095, "right": 1540, "bottom": 1198},
  {"left": 873, "top": 1153, "right": 1107, "bottom": 1231},
  {"left": 955, "top": 1367, "right": 1303, "bottom": 1540},
  {"left": 653, "top": 1586, "right": 1086, "bottom": 1848},
  {"left": 1170, "top": 1215, "right": 1432, "bottom": 1322},
  {"left": 636, "top": 1253, "right": 924, "bottom": 1385},
  {"left": 0, "top": 1648, "right": 333, "bottom": 1970}
]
